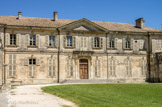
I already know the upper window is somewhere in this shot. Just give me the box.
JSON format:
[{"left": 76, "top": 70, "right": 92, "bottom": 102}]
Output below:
[
  {"left": 125, "top": 39, "right": 130, "bottom": 49},
  {"left": 66, "top": 36, "right": 72, "bottom": 47},
  {"left": 30, "top": 35, "right": 36, "bottom": 46},
  {"left": 94, "top": 37, "right": 100, "bottom": 48},
  {"left": 109, "top": 39, "right": 114, "bottom": 48},
  {"left": 29, "top": 58, "right": 36, "bottom": 65},
  {"left": 10, "top": 34, "right": 16, "bottom": 45},
  {"left": 49, "top": 36, "right": 55, "bottom": 47}
]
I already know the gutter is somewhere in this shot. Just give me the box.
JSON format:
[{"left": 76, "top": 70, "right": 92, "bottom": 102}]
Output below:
[
  {"left": 106, "top": 33, "right": 109, "bottom": 80},
  {"left": 147, "top": 32, "right": 151, "bottom": 82},
  {"left": 56, "top": 28, "right": 60, "bottom": 83}
]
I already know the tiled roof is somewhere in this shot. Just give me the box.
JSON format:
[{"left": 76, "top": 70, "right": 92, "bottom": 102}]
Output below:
[{"left": 0, "top": 16, "right": 162, "bottom": 32}]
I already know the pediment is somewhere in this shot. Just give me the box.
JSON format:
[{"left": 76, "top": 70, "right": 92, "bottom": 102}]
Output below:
[
  {"left": 58, "top": 18, "right": 107, "bottom": 32},
  {"left": 73, "top": 26, "right": 89, "bottom": 31}
]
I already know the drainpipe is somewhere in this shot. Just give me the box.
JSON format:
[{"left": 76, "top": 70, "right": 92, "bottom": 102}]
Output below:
[
  {"left": 56, "top": 28, "right": 60, "bottom": 83},
  {"left": 147, "top": 32, "right": 151, "bottom": 82},
  {"left": 3, "top": 24, "right": 7, "bottom": 85},
  {"left": 106, "top": 33, "right": 109, "bottom": 80}
]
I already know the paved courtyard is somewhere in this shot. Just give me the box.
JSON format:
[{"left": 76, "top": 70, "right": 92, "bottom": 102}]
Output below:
[{"left": 0, "top": 84, "right": 77, "bottom": 107}]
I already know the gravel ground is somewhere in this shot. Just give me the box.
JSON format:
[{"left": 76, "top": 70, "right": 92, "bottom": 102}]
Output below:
[{"left": 1, "top": 84, "right": 77, "bottom": 107}]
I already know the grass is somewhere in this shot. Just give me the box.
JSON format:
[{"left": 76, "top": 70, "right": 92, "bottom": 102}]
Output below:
[{"left": 42, "top": 84, "right": 162, "bottom": 107}]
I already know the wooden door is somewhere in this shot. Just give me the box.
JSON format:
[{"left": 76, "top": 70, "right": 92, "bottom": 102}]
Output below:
[{"left": 80, "top": 59, "right": 88, "bottom": 79}]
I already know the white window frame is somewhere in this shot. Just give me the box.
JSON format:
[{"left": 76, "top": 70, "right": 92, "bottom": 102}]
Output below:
[{"left": 10, "top": 34, "right": 16, "bottom": 45}]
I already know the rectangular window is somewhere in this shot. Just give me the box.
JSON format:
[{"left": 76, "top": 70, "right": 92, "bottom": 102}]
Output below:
[
  {"left": 67, "top": 58, "right": 73, "bottom": 77},
  {"left": 29, "top": 58, "right": 36, "bottom": 65},
  {"left": 9, "top": 54, "right": 16, "bottom": 77},
  {"left": 94, "top": 37, "right": 100, "bottom": 48},
  {"left": 142, "top": 59, "right": 146, "bottom": 75},
  {"left": 95, "top": 59, "right": 100, "bottom": 76},
  {"left": 29, "top": 58, "right": 36, "bottom": 77},
  {"left": 126, "top": 39, "right": 130, "bottom": 49},
  {"left": 30, "top": 35, "right": 36, "bottom": 46},
  {"left": 139, "top": 40, "right": 145, "bottom": 50},
  {"left": 10, "top": 34, "right": 16, "bottom": 45},
  {"left": 48, "top": 59, "right": 56, "bottom": 77},
  {"left": 49, "top": 36, "right": 55, "bottom": 47},
  {"left": 110, "top": 58, "right": 115, "bottom": 76},
  {"left": 66, "top": 36, "right": 72, "bottom": 47},
  {"left": 109, "top": 39, "right": 114, "bottom": 48},
  {"left": 126, "top": 59, "right": 131, "bottom": 76}
]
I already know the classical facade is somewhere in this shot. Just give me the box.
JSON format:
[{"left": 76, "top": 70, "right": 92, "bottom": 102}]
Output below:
[{"left": 0, "top": 12, "right": 162, "bottom": 85}]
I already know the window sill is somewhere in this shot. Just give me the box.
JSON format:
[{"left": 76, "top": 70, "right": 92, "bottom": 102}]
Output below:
[
  {"left": 47, "top": 46, "right": 57, "bottom": 49},
  {"left": 64, "top": 47, "right": 75, "bottom": 49},
  {"left": 92, "top": 48, "right": 102, "bottom": 50},
  {"left": 123, "top": 48, "right": 133, "bottom": 50},
  {"left": 27, "top": 46, "right": 38, "bottom": 48},
  {"left": 6, "top": 45, "right": 18, "bottom": 47},
  {"left": 107, "top": 48, "right": 117, "bottom": 50}
]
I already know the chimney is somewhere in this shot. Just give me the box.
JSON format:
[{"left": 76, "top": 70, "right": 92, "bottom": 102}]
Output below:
[
  {"left": 18, "top": 11, "right": 22, "bottom": 20},
  {"left": 135, "top": 18, "right": 145, "bottom": 29},
  {"left": 53, "top": 11, "right": 58, "bottom": 21}
]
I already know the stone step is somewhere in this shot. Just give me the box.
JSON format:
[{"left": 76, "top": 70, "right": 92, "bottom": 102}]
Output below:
[{"left": 63, "top": 79, "right": 118, "bottom": 84}]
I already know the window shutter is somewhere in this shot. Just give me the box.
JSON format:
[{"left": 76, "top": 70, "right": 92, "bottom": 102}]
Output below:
[
  {"left": 81, "top": 37, "right": 83, "bottom": 47},
  {"left": 36, "top": 58, "right": 40, "bottom": 66},
  {"left": 64, "top": 36, "right": 66, "bottom": 48},
  {"left": 91, "top": 37, "right": 94, "bottom": 49},
  {"left": 46, "top": 35, "right": 49, "bottom": 47},
  {"left": 5, "top": 33, "right": 10, "bottom": 46},
  {"left": 16, "top": 34, "right": 20, "bottom": 46},
  {"left": 33, "top": 66, "right": 36, "bottom": 77},
  {"left": 24, "top": 58, "right": 28, "bottom": 66},
  {"left": 152, "top": 39, "right": 157, "bottom": 52},
  {"left": 84, "top": 37, "right": 87, "bottom": 48},
  {"left": 114, "top": 38, "right": 118, "bottom": 49},
  {"left": 9, "top": 65, "right": 12, "bottom": 77},
  {"left": 29, "top": 66, "right": 32, "bottom": 77},
  {"left": 26, "top": 34, "right": 30, "bottom": 47},
  {"left": 36, "top": 34, "right": 40, "bottom": 48},
  {"left": 107, "top": 37, "right": 110, "bottom": 49},
  {"left": 122, "top": 38, "right": 126, "bottom": 49},
  {"left": 55, "top": 36, "right": 59, "bottom": 48},
  {"left": 9, "top": 54, "right": 12, "bottom": 65},
  {"left": 72, "top": 36, "right": 76, "bottom": 48},
  {"left": 13, "top": 54, "right": 16, "bottom": 64},
  {"left": 130, "top": 38, "right": 134, "bottom": 49},
  {"left": 13, "top": 65, "right": 16, "bottom": 76},
  {"left": 100, "top": 38, "right": 103, "bottom": 48}
]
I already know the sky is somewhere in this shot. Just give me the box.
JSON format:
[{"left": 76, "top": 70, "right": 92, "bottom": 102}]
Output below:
[{"left": 0, "top": 0, "right": 162, "bottom": 29}]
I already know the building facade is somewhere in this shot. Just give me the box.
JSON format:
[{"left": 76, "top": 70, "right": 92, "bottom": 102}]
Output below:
[{"left": 0, "top": 12, "right": 162, "bottom": 85}]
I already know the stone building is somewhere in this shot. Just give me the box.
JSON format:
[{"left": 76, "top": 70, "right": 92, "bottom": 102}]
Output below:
[{"left": 0, "top": 12, "right": 162, "bottom": 85}]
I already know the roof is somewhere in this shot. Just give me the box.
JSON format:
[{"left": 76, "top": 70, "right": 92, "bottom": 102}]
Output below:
[{"left": 0, "top": 16, "right": 162, "bottom": 32}]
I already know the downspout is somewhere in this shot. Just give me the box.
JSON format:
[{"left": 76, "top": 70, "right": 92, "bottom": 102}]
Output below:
[
  {"left": 3, "top": 25, "right": 7, "bottom": 85},
  {"left": 106, "top": 33, "right": 109, "bottom": 80},
  {"left": 56, "top": 28, "right": 60, "bottom": 83},
  {"left": 147, "top": 32, "right": 151, "bottom": 82}
]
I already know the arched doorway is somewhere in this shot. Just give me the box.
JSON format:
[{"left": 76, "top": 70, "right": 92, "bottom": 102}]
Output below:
[{"left": 79, "top": 59, "right": 88, "bottom": 79}]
